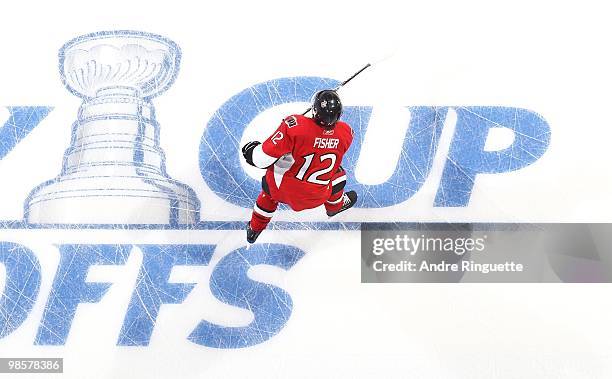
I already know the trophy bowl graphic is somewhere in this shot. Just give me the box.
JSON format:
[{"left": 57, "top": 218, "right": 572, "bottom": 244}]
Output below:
[{"left": 25, "top": 31, "right": 200, "bottom": 225}]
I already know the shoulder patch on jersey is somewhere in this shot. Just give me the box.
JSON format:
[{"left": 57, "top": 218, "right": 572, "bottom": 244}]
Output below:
[{"left": 283, "top": 116, "right": 298, "bottom": 128}]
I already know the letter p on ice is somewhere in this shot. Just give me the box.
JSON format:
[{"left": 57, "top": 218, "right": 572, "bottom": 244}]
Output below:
[{"left": 435, "top": 107, "right": 551, "bottom": 207}]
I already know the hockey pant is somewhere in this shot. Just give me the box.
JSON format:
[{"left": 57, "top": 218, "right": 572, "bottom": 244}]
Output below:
[{"left": 249, "top": 166, "right": 347, "bottom": 232}]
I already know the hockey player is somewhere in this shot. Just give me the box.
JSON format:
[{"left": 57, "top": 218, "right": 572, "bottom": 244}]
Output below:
[{"left": 241, "top": 90, "right": 358, "bottom": 243}]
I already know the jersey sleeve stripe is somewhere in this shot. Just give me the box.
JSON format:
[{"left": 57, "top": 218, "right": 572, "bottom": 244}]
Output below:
[{"left": 252, "top": 144, "right": 278, "bottom": 168}]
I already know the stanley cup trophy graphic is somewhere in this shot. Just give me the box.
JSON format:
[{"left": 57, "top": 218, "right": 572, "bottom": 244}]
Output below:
[{"left": 25, "top": 31, "right": 200, "bottom": 225}]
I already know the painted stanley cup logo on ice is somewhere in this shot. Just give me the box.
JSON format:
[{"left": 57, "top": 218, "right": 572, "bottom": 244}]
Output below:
[{"left": 25, "top": 31, "right": 200, "bottom": 225}]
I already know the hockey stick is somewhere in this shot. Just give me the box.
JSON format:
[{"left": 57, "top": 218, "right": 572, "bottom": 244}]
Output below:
[{"left": 302, "top": 63, "right": 372, "bottom": 115}]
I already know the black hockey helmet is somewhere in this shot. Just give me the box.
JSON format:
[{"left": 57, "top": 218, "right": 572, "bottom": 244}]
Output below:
[{"left": 312, "top": 90, "right": 342, "bottom": 127}]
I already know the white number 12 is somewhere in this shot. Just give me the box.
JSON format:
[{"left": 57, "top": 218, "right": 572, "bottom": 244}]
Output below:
[{"left": 295, "top": 153, "right": 337, "bottom": 185}]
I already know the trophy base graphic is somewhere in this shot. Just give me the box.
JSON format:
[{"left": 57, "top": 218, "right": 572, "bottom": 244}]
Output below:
[
  {"left": 25, "top": 172, "right": 199, "bottom": 225},
  {"left": 25, "top": 31, "right": 201, "bottom": 225}
]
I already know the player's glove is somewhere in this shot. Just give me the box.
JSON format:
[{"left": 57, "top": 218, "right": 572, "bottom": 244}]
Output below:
[{"left": 241, "top": 141, "right": 261, "bottom": 167}]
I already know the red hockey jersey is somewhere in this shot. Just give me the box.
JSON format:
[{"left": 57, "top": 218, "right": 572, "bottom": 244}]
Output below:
[{"left": 251, "top": 114, "right": 354, "bottom": 211}]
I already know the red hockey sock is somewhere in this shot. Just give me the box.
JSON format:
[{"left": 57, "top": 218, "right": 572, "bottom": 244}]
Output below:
[
  {"left": 324, "top": 190, "right": 344, "bottom": 214},
  {"left": 250, "top": 191, "right": 278, "bottom": 232},
  {"left": 324, "top": 167, "right": 347, "bottom": 214}
]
